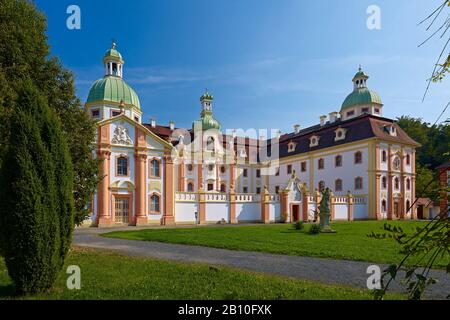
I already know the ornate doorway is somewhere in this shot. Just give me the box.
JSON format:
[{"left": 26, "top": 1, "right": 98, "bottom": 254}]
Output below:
[
  {"left": 292, "top": 204, "right": 300, "bottom": 222},
  {"left": 114, "top": 196, "right": 130, "bottom": 224}
]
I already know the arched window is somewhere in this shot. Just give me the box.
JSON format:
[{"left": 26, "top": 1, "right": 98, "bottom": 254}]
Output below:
[
  {"left": 382, "top": 176, "right": 387, "bottom": 189},
  {"left": 335, "top": 155, "right": 343, "bottom": 167},
  {"left": 318, "top": 181, "right": 325, "bottom": 192},
  {"left": 382, "top": 150, "right": 387, "bottom": 162},
  {"left": 117, "top": 156, "right": 128, "bottom": 176},
  {"left": 150, "top": 194, "right": 160, "bottom": 213},
  {"left": 318, "top": 158, "right": 325, "bottom": 170},
  {"left": 207, "top": 137, "right": 215, "bottom": 151},
  {"left": 355, "top": 177, "right": 363, "bottom": 190},
  {"left": 220, "top": 166, "right": 226, "bottom": 174},
  {"left": 335, "top": 179, "right": 343, "bottom": 192},
  {"left": 406, "top": 154, "right": 411, "bottom": 166},
  {"left": 354, "top": 151, "right": 363, "bottom": 164},
  {"left": 406, "top": 200, "right": 411, "bottom": 213},
  {"left": 187, "top": 164, "right": 193, "bottom": 172},
  {"left": 220, "top": 183, "right": 226, "bottom": 193},
  {"left": 394, "top": 177, "right": 400, "bottom": 190},
  {"left": 382, "top": 200, "right": 387, "bottom": 212},
  {"left": 150, "top": 159, "right": 160, "bottom": 178},
  {"left": 187, "top": 182, "right": 194, "bottom": 192},
  {"left": 406, "top": 178, "right": 411, "bottom": 191}
]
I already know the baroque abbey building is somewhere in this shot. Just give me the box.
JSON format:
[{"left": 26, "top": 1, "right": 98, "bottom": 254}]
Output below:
[{"left": 86, "top": 43, "right": 420, "bottom": 227}]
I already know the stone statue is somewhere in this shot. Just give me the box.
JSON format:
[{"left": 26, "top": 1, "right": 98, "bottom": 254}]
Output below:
[{"left": 319, "top": 187, "right": 336, "bottom": 233}]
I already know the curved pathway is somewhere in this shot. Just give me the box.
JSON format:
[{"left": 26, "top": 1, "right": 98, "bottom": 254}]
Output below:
[{"left": 73, "top": 227, "right": 449, "bottom": 300}]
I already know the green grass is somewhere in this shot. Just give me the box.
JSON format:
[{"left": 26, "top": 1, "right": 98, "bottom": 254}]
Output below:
[
  {"left": 104, "top": 221, "right": 450, "bottom": 268},
  {"left": 0, "top": 248, "right": 402, "bottom": 300}
]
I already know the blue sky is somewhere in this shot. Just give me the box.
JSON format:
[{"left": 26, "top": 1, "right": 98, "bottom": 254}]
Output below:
[{"left": 35, "top": 0, "right": 448, "bottom": 133}]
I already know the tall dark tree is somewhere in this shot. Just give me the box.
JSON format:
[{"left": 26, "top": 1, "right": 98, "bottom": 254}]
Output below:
[
  {"left": 0, "top": 0, "right": 98, "bottom": 225},
  {"left": 0, "top": 82, "right": 73, "bottom": 294}
]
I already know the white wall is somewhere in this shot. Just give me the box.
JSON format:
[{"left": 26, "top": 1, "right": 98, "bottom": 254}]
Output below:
[
  {"left": 353, "top": 204, "right": 369, "bottom": 220},
  {"left": 236, "top": 203, "right": 260, "bottom": 222},
  {"left": 175, "top": 202, "right": 198, "bottom": 223},
  {"left": 206, "top": 203, "right": 229, "bottom": 223},
  {"left": 334, "top": 204, "right": 348, "bottom": 220}
]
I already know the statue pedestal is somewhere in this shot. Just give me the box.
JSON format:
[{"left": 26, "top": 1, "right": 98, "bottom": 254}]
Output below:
[{"left": 319, "top": 213, "right": 337, "bottom": 234}]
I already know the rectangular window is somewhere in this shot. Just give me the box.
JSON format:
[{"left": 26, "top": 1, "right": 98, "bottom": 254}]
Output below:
[
  {"left": 361, "top": 108, "right": 369, "bottom": 113},
  {"left": 275, "top": 186, "right": 280, "bottom": 194},
  {"left": 243, "top": 169, "right": 248, "bottom": 178},
  {"left": 301, "top": 162, "right": 307, "bottom": 172},
  {"left": 256, "top": 187, "right": 261, "bottom": 194},
  {"left": 347, "top": 110, "right": 355, "bottom": 117},
  {"left": 243, "top": 187, "right": 248, "bottom": 194},
  {"left": 318, "top": 159, "right": 325, "bottom": 170},
  {"left": 256, "top": 169, "right": 261, "bottom": 178},
  {"left": 117, "top": 157, "right": 128, "bottom": 176},
  {"left": 208, "top": 184, "right": 214, "bottom": 191},
  {"left": 91, "top": 109, "right": 100, "bottom": 118},
  {"left": 287, "top": 165, "right": 292, "bottom": 175},
  {"left": 112, "top": 110, "right": 121, "bottom": 117}
]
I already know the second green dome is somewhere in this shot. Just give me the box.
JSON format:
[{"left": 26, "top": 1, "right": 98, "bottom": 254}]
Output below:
[{"left": 341, "top": 87, "right": 382, "bottom": 110}]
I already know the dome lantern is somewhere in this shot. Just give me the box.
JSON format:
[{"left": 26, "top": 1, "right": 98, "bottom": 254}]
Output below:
[
  {"left": 104, "top": 41, "right": 124, "bottom": 78},
  {"left": 193, "top": 90, "right": 221, "bottom": 131}
]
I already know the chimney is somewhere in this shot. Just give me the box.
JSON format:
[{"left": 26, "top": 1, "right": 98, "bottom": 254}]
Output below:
[
  {"left": 320, "top": 115, "right": 327, "bottom": 126},
  {"left": 169, "top": 121, "right": 175, "bottom": 131},
  {"left": 329, "top": 112, "right": 339, "bottom": 123},
  {"left": 293, "top": 124, "right": 301, "bottom": 134},
  {"left": 276, "top": 130, "right": 282, "bottom": 139},
  {"left": 150, "top": 117, "right": 156, "bottom": 128}
]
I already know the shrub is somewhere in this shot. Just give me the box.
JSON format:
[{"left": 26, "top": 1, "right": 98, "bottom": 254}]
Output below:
[
  {"left": 308, "top": 224, "right": 321, "bottom": 235},
  {"left": 293, "top": 221, "right": 304, "bottom": 231},
  {"left": 0, "top": 83, "right": 74, "bottom": 294}
]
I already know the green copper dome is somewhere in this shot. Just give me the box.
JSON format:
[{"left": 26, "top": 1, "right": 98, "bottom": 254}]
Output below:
[
  {"left": 341, "top": 87, "right": 382, "bottom": 110},
  {"left": 194, "top": 111, "right": 221, "bottom": 131},
  {"left": 87, "top": 76, "right": 141, "bottom": 109}
]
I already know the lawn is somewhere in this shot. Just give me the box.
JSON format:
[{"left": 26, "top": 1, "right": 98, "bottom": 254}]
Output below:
[
  {"left": 104, "top": 221, "right": 450, "bottom": 268},
  {"left": 0, "top": 248, "right": 401, "bottom": 300}
]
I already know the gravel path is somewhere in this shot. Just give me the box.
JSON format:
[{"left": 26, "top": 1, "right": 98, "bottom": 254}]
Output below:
[{"left": 73, "top": 227, "right": 449, "bottom": 300}]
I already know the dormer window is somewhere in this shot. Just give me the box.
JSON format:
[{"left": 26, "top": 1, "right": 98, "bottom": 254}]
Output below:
[
  {"left": 112, "top": 110, "right": 121, "bottom": 117},
  {"left": 288, "top": 141, "right": 297, "bottom": 153},
  {"left": 347, "top": 110, "right": 355, "bottom": 117},
  {"left": 361, "top": 107, "right": 369, "bottom": 114},
  {"left": 309, "top": 135, "right": 320, "bottom": 148},
  {"left": 334, "top": 128, "right": 347, "bottom": 142},
  {"left": 384, "top": 125, "right": 397, "bottom": 136}
]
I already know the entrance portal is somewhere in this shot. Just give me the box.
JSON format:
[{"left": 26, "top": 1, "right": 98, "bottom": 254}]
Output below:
[
  {"left": 394, "top": 201, "right": 399, "bottom": 219},
  {"left": 114, "top": 197, "right": 130, "bottom": 224},
  {"left": 292, "top": 205, "right": 300, "bottom": 222}
]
